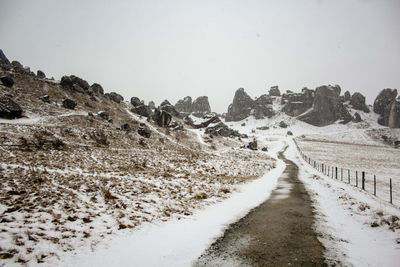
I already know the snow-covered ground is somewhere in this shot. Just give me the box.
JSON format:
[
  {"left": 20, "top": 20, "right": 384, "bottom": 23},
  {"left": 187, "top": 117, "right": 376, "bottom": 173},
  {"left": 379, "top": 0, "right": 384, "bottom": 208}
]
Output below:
[
  {"left": 60, "top": 141, "right": 286, "bottom": 267},
  {"left": 55, "top": 133, "right": 400, "bottom": 267}
]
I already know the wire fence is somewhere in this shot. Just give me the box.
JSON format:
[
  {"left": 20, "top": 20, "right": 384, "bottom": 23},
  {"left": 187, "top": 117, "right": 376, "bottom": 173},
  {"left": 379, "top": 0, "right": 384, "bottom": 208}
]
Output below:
[{"left": 293, "top": 140, "right": 395, "bottom": 205}]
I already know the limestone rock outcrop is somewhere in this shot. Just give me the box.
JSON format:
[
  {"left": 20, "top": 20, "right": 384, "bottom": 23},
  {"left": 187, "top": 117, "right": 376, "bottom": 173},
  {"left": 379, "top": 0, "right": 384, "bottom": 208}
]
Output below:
[
  {"left": 298, "top": 85, "right": 351, "bottom": 126},
  {"left": 269, "top": 86, "right": 281, "bottom": 96},
  {"left": 192, "top": 96, "right": 211, "bottom": 117},
  {"left": 350, "top": 92, "right": 369, "bottom": 113},
  {"left": 175, "top": 96, "right": 192, "bottom": 114},
  {"left": 254, "top": 94, "right": 274, "bottom": 119},
  {"left": 226, "top": 88, "right": 255, "bottom": 122},
  {"left": 374, "top": 89, "right": 400, "bottom": 128},
  {"left": 281, "top": 88, "right": 314, "bottom": 117}
]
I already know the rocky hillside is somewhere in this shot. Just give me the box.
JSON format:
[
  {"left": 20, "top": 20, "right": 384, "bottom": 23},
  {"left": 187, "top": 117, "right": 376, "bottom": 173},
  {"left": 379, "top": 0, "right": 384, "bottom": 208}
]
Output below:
[
  {"left": 224, "top": 84, "right": 399, "bottom": 129},
  {"left": 0, "top": 49, "right": 275, "bottom": 265}
]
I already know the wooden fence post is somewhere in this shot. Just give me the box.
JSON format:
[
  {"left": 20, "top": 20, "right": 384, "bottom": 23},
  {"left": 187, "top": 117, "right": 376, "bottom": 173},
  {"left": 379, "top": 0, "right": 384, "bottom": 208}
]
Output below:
[
  {"left": 362, "top": 171, "right": 365, "bottom": 190},
  {"left": 390, "top": 178, "right": 393, "bottom": 204},
  {"left": 374, "top": 175, "right": 376, "bottom": 196},
  {"left": 341, "top": 168, "right": 343, "bottom": 181},
  {"left": 335, "top": 167, "right": 338, "bottom": 179}
]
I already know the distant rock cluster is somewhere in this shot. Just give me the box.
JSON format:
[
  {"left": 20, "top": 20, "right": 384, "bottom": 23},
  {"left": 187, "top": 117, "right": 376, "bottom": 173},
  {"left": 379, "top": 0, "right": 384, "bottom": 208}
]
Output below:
[
  {"left": 174, "top": 96, "right": 211, "bottom": 117},
  {"left": 225, "top": 87, "right": 275, "bottom": 122},
  {"left": 1, "top": 48, "right": 399, "bottom": 129}
]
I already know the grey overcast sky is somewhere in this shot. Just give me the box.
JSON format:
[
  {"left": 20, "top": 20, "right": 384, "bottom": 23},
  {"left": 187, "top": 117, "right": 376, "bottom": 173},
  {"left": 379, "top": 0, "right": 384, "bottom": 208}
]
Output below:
[{"left": 0, "top": 0, "right": 399, "bottom": 113}]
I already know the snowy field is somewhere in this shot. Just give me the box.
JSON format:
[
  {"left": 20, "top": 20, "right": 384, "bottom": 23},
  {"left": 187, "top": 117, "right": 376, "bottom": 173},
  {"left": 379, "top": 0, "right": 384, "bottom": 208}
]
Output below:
[
  {"left": 285, "top": 139, "right": 400, "bottom": 267},
  {"left": 296, "top": 138, "right": 400, "bottom": 206}
]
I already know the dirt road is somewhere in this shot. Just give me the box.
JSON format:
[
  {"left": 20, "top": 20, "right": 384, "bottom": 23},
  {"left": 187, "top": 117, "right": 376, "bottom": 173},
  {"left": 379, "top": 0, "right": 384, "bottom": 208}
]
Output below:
[{"left": 194, "top": 150, "right": 325, "bottom": 266}]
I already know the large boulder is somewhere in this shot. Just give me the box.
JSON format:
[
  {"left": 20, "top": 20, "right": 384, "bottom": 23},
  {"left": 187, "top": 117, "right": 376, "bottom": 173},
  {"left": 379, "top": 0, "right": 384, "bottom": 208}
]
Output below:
[
  {"left": 298, "top": 85, "right": 351, "bottom": 126},
  {"left": 175, "top": 96, "right": 192, "bottom": 114},
  {"left": 105, "top": 92, "right": 124, "bottom": 103},
  {"left": 0, "top": 97, "right": 23, "bottom": 119},
  {"left": 254, "top": 94, "right": 274, "bottom": 119},
  {"left": 138, "top": 123, "right": 151, "bottom": 138},
  {"left": 226, "top": 88, "right": 255, "bottom": 122},
  {"left": 91, "top": 83, "right": 104, "bottom": 95},
  {"left": 70, "top": 75, "right": 90, "bottom": 91},
  {"left": 374, "top": 89, "right": 400, "bottom": 128},
  {"left": 247, "top": 139, "right": 258, "bottom": 150},
  {"left": 0, "top": 76, "right": 14, "bottom": 88},
  {"left": 133, "top": 105, "right": 152, "bottom": 117},
  {"left": 353, "top": 112, "right": 362, "bottom": 123},
  {"left": 130, "top": 97, "right": 142, "bottom": 107},
  {"left": 192, "top": 96, "right": 211, "bottom": 117},
  {"left": 11, "top": 60, "right": 24, "bottom": 71},
  {"left": 60, "top": 75, "right": 74, "bottom": 89},
  {"left": 282, "top": 88, "right": 314, "bottom": 117},
  {"left": 344, "top": 91, "right": 351, "bottom": 102},
  {"left": 37, "top": 70, "right": 46, "bottom": 79},
  {"left": 388, "top": 97, "right": 400, "bottom": 128},
  {"left": 62, "top": 98, "right": 77, "bottom": 109},
  {"left": 0, "top": 49, "right": 11, "bottom": 69},
  {"left": 148, "top": 101, "right": 156, "bottom": 109},
  {"left": 152, "top": 108, "right": 172, "bottom": 127},
  {"left": 160, "top": 100, "right": 181, "bottom": 117},
  {"left": 374, "top": 89, "right": 397, "bottom": 116},
  {"left": 269, "top": 86, "right": 281, "bottom": 96},
  {"left": 350, "top": 92, "right": 369, "bottom": 113},
  {"left": 205, "top": 122, "right": 245, "bottom": 138},
  {"left": 60, "top": 75, "right": 90, "bottom": 92}
]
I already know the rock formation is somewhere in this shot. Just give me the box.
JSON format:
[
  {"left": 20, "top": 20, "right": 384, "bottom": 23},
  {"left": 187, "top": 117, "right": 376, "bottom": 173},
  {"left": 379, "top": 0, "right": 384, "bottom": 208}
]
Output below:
[
  {"left": 0, "top": 97, "right": 23, "bottom": 119},
  {"left": 175, "top": 96, "right": 192, "bottom": 114},
  {"left": 91, "top": 83, "right": 104, "bottom": 95},
  {"left": 130, "top": 97, "right": 142, "bottom": 107},
  {"left": 281, "top": 88, "right": 314, "bottom": 117},
  {"left": 105, "top": 92, "right": 124, "bottom": 103},
  {"left": 254, "top": 94, "right": 274, "bottom": 119},
  {"left": 0, "top": 76, "right": 14, "bottom": 88},
  {"left": 62, "top": 99, "right": 77, "bottom": 110},
  {"left": 138, "top": 123, "right": 151, "bottom": 138},
  {"left": 344, "top": 91, "right": 351, "bottom": 102},
  {"left": 205, "top": 122, "right": 245, "bottom": 138},
  {"left": 133, "top": 105, "right": 152, "bottom": 118},
  {"left": 192, "top": 96, "right": 211, "bottom": 117},
  {"left": 374, "top": 89, "right": 400, "bottom": 128},
  {"left": 0, "top": 49, "right": 11, "bottom": 69},
  {"left": 148, "top": 101, "right": 156, "bottom": 109},
  {"left": 298, "top": 85, "right": 351, "bottom": 126},
  {"left": 152, "top": 108, "right": 172, "bottom": 127},
  {"left": 160, "top": 100, "right": 181, "bottom": 117},
  {"left": 350, "top": 92, "right": 369, "bottom": 113},
  {"left": 226, "top": 88, "right": 254, "bottom": 122},
  {"left": 269, "top": 86, "right": 281, "bottom": 96},
  {"left": 175, "top": 96, "right": 211, "bottom": 117},
  {"left": 37, "top": 70, "right": 46, "bottom": 79}
]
